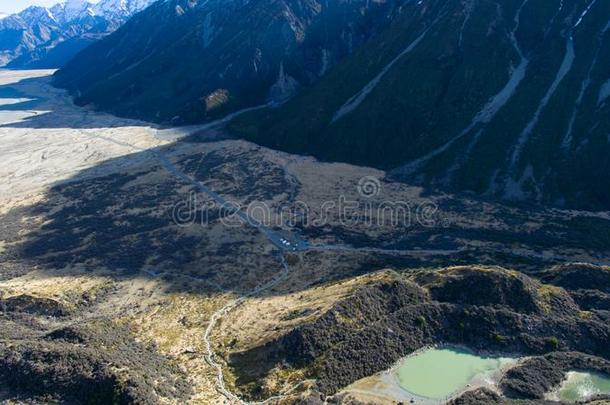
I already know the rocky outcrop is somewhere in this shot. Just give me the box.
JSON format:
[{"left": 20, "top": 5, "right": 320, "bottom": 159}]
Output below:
[
  {"left": 280, "top": 279, "right": 430, "bottom": 367},
  {"left": 0, "top": 321, "right": 191, "bottom": 403},
  {"left": 542, "top": 263, "right": 610, "bottom": 311},
  {"left": 449, "top": 388, "right": 561, "bottom": 405},
  {"left": 542, "top": 263, "right": 610, "bottom": 292},
  {"left": 230, "top": 267, "right": 610, "bottom": 398},
  {"left": 450, "top": 388, "right": 506, "bottom": 405},
  {"left": 0, "top": 294, "right": 69, "bottom": 317},
  {"left": 414, "top": 266, "right": 580, "bottom": 316},
  {"left": 500, "top": 352, "right": 610, "bottom": 401}
]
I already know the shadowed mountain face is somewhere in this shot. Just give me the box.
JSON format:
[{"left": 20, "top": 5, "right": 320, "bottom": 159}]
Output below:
[
  {"left": 0, "top": 0, "right": 154, "bottom": 69},
  {"left": 232, "top": 0, "right": 610, "bottom": 211},
  {"left": 53, "top": 0, "right": 415, "bottom": 123},
  {"left": 55, "top": 0, "right": 610, "bottom": 210}
]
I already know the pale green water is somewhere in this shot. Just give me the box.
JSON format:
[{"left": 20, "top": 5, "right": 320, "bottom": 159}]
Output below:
[
  {"left": 395, "top": 347, "right": 514, "bottom": 400},
  {"left": 556, "top": 371, "right": 610, "bottom": 402}
]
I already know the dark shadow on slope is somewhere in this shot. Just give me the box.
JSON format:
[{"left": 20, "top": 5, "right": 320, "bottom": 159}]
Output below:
[
  {"left": 0, "top": 75, "right": 152, "bottom": 130},
  {"left": 0, "top": 72, "right": 455, "bottom": 296},
  {"left": 3, "top": 128, "right": 610, "bottom": 301},
  {"left": 0, "top": 145, "right": 281, "bottom": 296},
  {"left": 2, "top": 72, "right": 610, "bottom": 298},
  {"left": 0, "top": 86, "right": 45, "bottom": 111},
  {"left": 0, "top": 136, "right": 518, "bottom": 297}
]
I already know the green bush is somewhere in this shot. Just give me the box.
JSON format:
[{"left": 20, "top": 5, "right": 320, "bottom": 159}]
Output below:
[{"left": 546, "top": 336, "right": 560, "bottom": 350}]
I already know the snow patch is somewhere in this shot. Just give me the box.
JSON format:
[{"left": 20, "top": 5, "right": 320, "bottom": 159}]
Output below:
[
  {"left": 94, "top": 0, "right": 154, "bottom": 18},
  {"left": 574, "top": 0, "right": 597, "bottom": 29}
]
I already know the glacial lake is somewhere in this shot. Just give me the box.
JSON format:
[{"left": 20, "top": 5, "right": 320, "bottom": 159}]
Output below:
[
  {"left": 396, "top": 347, "right": 514, "bottom": 400},
  {"left": 343, "top": 347, "right": 516, "bottom": 403},
  {"left": 553, "top": 371, "right": 610, "bottom": 402}
]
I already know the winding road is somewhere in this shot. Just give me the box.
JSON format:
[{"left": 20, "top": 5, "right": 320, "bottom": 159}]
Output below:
[{"left": 54, "top": 105, "right": 313, "bottom": 404}]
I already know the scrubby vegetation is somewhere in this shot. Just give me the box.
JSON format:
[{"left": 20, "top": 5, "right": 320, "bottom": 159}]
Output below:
[
  {"left": 229, "top": 266, "right": 610, "bottom": 400},
  {"left": 0, "top": 320, "right": 192, "bottom": 403}
]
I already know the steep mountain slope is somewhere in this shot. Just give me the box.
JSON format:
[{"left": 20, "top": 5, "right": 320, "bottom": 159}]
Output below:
[
  {"left": 0, "top": 0, "right": 154, "bottom": 68},
  {"left": 54, "top": 0, "right": 416, "bottom": 124},
  {"left": 55, "top": 0, "right": 610, "bottom": 210},
  {"left": 231, "top": 0, "right": 610, "bottom": 210}
]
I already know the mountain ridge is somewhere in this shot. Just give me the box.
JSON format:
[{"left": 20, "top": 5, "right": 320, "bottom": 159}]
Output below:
[
  {"left": 53, "top": 0, "right": 610, "bottom": 210},
  {"left": 0, "top": 0, "right": 154, "bottom": 68},
  {"left": 54, "top": 0, "right": 417, "bottom": 123}
]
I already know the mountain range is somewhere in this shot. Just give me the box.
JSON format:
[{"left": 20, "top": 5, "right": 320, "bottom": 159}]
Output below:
[
  {"left": 55, "top": 0, "right": 610, "bottom": 211},
  {"left": 0, "top": 0, "right": 154, "bottom": 69},
  {"left": 54, "top": 0, "right": 411, "bottom": 123}
]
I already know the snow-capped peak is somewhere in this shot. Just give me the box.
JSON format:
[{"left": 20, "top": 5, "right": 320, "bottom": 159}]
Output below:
[
  {"left": 94, "top": 0, "right": 154, "bottom": 19},
  {"left": 62, "top": 0, "right": 94, "bottom": 21},
  {"left": 18, "top": 6, "right": 57, "bottom": 24},
  {"left": 1, "top": 0, "right": 154, "bottom": 31}
]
